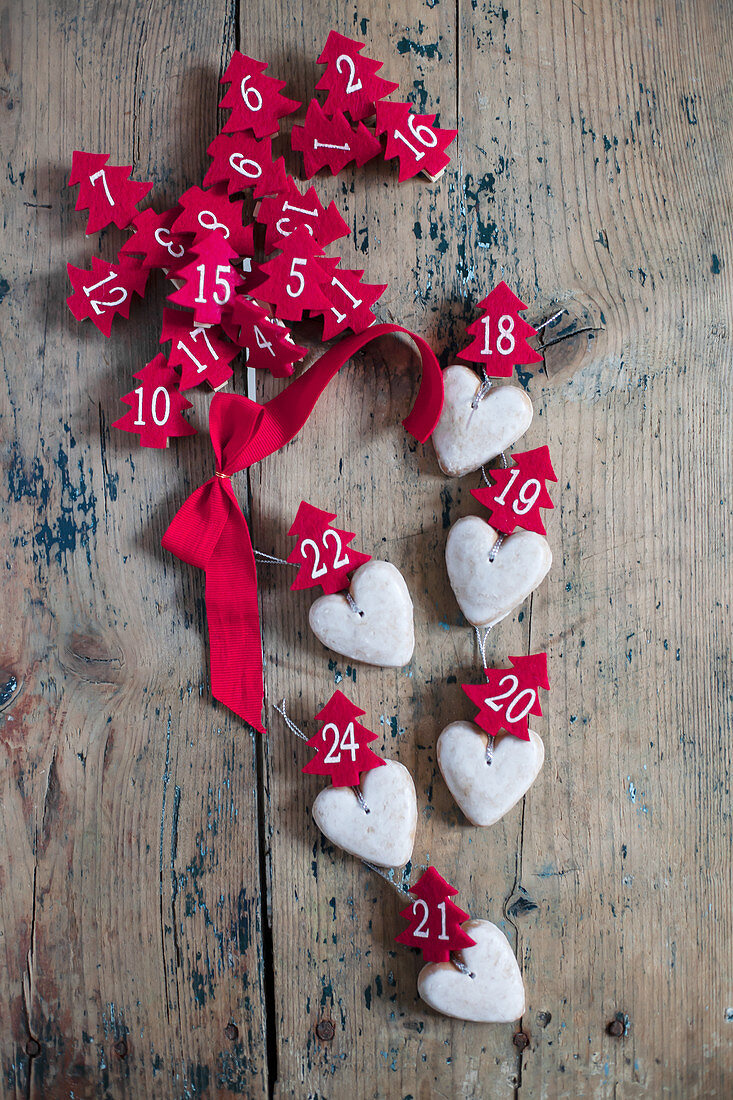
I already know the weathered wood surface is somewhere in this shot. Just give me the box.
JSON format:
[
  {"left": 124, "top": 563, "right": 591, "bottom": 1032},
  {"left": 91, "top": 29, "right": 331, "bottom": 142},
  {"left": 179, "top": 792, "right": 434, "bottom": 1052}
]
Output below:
[{"left": 1, "top": 0, "right": 731, "bottom": 1097}]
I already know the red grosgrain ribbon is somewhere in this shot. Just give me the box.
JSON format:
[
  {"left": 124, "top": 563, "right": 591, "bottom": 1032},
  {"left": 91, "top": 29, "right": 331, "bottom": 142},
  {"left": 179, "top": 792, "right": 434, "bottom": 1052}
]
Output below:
[{"left": 162, "top": 324, "right": 444, "bottom": 732}]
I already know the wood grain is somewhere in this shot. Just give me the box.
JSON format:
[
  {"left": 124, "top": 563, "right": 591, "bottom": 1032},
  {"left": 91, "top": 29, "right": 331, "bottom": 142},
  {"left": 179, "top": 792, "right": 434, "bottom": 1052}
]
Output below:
[{"left": 1, "top": 0, "right": 731, "bottom": 1096}]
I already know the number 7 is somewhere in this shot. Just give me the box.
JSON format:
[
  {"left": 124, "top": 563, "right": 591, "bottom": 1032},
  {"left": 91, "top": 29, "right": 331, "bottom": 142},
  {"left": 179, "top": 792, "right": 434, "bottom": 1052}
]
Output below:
[{"left": 90, "top": 168, "right": 115, "bottom": 206}]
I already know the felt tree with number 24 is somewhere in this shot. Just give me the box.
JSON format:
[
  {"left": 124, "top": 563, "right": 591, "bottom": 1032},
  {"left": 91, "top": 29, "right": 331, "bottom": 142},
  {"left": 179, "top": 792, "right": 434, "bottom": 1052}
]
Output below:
[{"left": 302, "top": 691, "right": 385, "bottom": 787}]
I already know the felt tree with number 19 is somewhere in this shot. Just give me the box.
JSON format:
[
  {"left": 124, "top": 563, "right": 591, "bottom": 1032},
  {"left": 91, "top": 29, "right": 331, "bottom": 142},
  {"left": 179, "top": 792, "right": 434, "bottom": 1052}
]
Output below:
[{"left": 395, "top": 867, "right": 476, "bottom": 963}]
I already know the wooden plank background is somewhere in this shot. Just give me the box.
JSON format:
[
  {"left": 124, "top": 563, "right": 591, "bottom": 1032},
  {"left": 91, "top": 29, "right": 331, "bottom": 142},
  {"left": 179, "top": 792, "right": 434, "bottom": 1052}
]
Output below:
[{"left": 1, "top": 0, "right": 731, "bottom": 1096}]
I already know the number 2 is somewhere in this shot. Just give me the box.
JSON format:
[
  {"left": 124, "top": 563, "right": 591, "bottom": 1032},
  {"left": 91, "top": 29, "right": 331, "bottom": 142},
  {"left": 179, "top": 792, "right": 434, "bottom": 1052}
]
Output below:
[{"left": 335, "top": 53, "right": 363, "bottom": 94}]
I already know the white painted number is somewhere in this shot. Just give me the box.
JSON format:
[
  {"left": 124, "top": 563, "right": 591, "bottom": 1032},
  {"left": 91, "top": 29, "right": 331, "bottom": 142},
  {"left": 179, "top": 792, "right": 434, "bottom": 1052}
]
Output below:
[
  {"left": 412, "top": 899, "right": 430, "bottom": 938},
  {"left": 240, "top": 75, "right": 263, "bottom": 112},
  {"left": 197, "top": 210, "right": 230, "bottom": 238},
  {"left": 154, "top": 226, "right": 185, "bottom": 259},
  {"left": 322, "top": 721, "right": 358, "bottom": 764},
  {"left": 437, "top": 901, "right": 449, "bottom": 940},
  {"left": 89, "top": 168, "right": 115, "bottom": 205},
  {"left": 393, "top": 114, "right": 439, "bottom": 161},
  {"left": 484, "top": 674, "right": 536, "bottom": 724},
  {"left": 300, "top": 529, "right": 351, "bottom": 580},
  {"left": 335, "top": 53, "right": 363, "bottom": 94},
  {"left": 133, "top": 385, "right": 170, "bottom": 427},
  {"left": 286, "top": 256, "right": 307, "bottom": 298},
  {"left": 177, "top": 327, "right": 219, "bottom": 373},
  {"left": 254, "top": 325, "right": 274, "bottom": 357},
  {"left": 494, "top": 469, "right": 542, "bottom": 516},
  {"left": 81, "top": 270, "right": 128, "bottom": 314},
  {"left": 195, "top": 264, "right": 231, "bottom": 306},
  {"left": 313, "top": 139, "right": 351, "bottom": 152},
  {"left": 329, "top": 275, "right": 363, "bottom": 325},
  {"left": 481, "top": 313, "right": 516, "bottom": 356},
  {"left": 229, "top": 153, "right": 262, "bottom": 179}
]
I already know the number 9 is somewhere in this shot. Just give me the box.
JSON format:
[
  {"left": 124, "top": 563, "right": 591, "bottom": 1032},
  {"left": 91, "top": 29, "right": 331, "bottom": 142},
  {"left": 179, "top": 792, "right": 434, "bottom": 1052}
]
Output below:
[{"left": 513, "top": 478, "right": 542, "bottom": 515}]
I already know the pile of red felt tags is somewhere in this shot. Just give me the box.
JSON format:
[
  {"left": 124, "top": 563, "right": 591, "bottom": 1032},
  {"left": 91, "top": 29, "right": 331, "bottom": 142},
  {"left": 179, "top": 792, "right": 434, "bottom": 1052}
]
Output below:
[{"left": 65, "top": 33, "right": 458, "bottom": 449}]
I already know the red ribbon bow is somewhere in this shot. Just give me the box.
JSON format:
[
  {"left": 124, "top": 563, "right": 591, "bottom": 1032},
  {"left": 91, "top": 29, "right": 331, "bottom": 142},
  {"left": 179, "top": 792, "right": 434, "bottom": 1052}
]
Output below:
[{"left": 162, "top": 324, "right": 444, "bottom": 732}]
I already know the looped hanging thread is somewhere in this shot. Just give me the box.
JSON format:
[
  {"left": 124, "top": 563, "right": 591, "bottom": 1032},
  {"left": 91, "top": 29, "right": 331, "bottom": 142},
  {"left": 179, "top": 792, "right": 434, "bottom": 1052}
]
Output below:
[
  {"left": 488, "top": 535, "right": 505, "bottom": 563},
  {"left": 470, "top": 369, "right": 492, "bottom": 409},
  {"left": 345, "top": 592, "right": 364, "bottom": 617},
  {"left": 274, "top": 701, "right": 371, "bottom": 811},
  {"left": 473, "top": 626, "right": 496, "bottom": 764},
  {"left": 451, "top": 956, "right": 476, "bottom": 979},
  {"left": 273, "top": 699, "right": 309, "bottom": 742},
  {"left": 353, "top": 788, "right": 371, "bottom": 814},
  {"left": 362, "top": 861, "right": 414, "bottom": 899},
  {"left": 254, "top": 549, "right": 294, "bottom": 567}
]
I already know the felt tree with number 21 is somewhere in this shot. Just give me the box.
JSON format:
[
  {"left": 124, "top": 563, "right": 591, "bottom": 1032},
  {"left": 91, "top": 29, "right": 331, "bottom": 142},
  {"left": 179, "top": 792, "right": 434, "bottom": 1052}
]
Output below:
[{"left": 396, "top": 867, "right": 476, "bottom": 963}]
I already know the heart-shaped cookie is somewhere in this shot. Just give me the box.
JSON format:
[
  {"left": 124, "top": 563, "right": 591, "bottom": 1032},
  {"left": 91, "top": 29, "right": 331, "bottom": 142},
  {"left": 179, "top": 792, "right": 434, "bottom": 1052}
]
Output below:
[
  {"left": 311, "top": 759, "right": 418, "bottom": 868},
  {"left": 309, "top": 560, "right": 415, "bottom": 667},
  {"left": 437, "top": 721, "right": 545, "bottom": 826},
  {"left": 431, "top": 365, "right": 533, "bottom": 478},
  {"left": 445, "top": 515, "right": 552, "bottom": 627},
  {"left": 418, "top": 919, "right": 525, "bottom": 1022}
]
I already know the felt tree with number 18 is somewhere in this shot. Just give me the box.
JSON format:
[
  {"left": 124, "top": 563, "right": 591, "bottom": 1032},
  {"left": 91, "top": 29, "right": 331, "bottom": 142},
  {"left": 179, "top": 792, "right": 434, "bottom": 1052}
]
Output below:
[{"left": 459, "top": 281, "right": 542, "bottom": 378}]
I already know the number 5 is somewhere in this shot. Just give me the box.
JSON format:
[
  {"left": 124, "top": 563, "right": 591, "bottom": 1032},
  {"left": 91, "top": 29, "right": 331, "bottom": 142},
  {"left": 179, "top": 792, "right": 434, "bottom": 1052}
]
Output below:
[{"left": 286, "top": 257, "right": 307, "bottom": 298}]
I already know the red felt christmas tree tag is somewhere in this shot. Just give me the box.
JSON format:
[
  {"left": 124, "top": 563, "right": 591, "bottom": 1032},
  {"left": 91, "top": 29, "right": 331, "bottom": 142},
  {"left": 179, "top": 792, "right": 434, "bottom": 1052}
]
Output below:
[
  {"left": 204, "top": 132, "right": 288, "bottom": 199},
  {"left": 471, "top": 446, "right": 557, "bottom": 535},
  {"left": 118, "top": 206, "right": 191, "bottom": 271},
  {"left": 113, "top": 353, "right": 197, "bottom": 449},
  {"left": 220, "top": 52, "right": 300, "bottom": 138},
  {"left": 256, "top": 177, "right": 350, "bottom": 253},
  {"left": 286, "top": 501, "right": 371, "bottom": 593},
  {"left": 462, "top": 653, "right": 550, "bottom": 742},
  {"left": 221, "top": 296, "right": 307, "bottom": 377},
  {"left": 160, "top": 307, "right": 239, "bottom": 391},
  {"left": 253, "top": 227, "right": 332, "bottom": 322},
  {"left": 168, "top": 231, "right": 245, "bottom": 326},
  {"left": 317, "top": 258, "right": 387, "bottom": 338},
  {"left": 67, "top": 256, "right": 149, "bottom": 337},
  {"left": 171, "top": 185, "right": 255, "bottom": 260},
  {"left": 316, "top": 31, "right": 399, "bottom": 121},
  {"left": 458, "top": 281, "right": 542, "bottom": 377},
  {"left": 69, "top": 151, "right": 153, "bottom": 234},
  {"left": 375, "top": 101, "right": 457, "bottom": 182},
  {"left": 395, "top": 867, "right": 476, "bottom": 963},
  {"left": 302, "top": 690, "right": 385, "bottom": 787},
  {"left": 292, "top": 100, "right": 382, "bottom": 178}
]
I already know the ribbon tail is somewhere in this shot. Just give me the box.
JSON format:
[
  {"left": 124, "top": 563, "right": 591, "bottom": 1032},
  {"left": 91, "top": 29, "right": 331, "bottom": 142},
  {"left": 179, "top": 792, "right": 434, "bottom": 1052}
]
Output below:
[
  {"left": 162, "top": 479, "right": 266, "bottom": 734},
  {"left": 205, "top": 496, "right": 266, "bottom": 734}
]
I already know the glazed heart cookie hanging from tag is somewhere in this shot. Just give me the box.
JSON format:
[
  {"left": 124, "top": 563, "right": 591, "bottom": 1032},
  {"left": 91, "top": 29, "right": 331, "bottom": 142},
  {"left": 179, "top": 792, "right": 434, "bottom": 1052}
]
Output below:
[
  {"left": 445, "top": 515, "right": 551, "bottom": 627},
  {"left": 312, "top": 759, "right": 418, "bottom": 867},
  {"left": 437, "top": 721, "right": 545, "bottom": 826},
  {"left": 309, "top": 560, "right": 415, "bottom": 666},
  {"left": 417, "top": 919, "right": 526, "bottom": 1022},
  {"left": 431, "top": 365, "right": 533, "bottom": 478}
]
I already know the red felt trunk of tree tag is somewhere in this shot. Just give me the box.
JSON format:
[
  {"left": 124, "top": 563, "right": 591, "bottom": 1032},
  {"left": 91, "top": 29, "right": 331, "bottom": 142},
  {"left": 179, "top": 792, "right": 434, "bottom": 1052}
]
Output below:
[
  {"left": 395, "top": 867, "right": 476, "bottom": 963},
  {"left": 286, "top": 501, "right": 371, "bottom": 593},
  {"left": 69, "top": 151, "right": 153, "bottom": 234},
  {"left": 471, "top": 446, "right": 557, "bottom": 535},
  {"left": 67, "top": 256, "right": 149, "bottom": 337},
  {"left": 302, "top": 691, "right": 385, "bottom": 787},
  {"left": 113, "top": 353, "right": 197, "bottom": 449},
  {"left": 462, "top": 653, "right": 550, "bottom": 742},
  {"left": 375, "top": 101, "right": 457, "bottom": 182},
  {"left": 459, "top": 281, "right": 543, "bottom": 377},
  {"left": 316, "top": 31, "right": 399, "bottom": 121},
  {"left": 220, "top": 52, "right": 300, "bottom": 138}
]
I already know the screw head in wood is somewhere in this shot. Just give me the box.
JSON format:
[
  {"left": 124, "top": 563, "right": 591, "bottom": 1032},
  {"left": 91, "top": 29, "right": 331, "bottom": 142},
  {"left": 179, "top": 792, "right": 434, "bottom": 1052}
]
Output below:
[
  {"left": 607, "top": 1019, "right": 624, "bottom": 1037},
  {"left": 315, "top": 1019, "right": 335, "bottom": 1041},
  {"left": 512, "top": 1031, "right": 530, "bottom": 1051},
  {"left": 224, "top": 1023, "right": 239, "bottom": 1041},
  {"left": 24, "top": 1038, "right": 40, "bottom": 1058},
  {"left": 113, "top": 1039, "right": 128, "bottom": 1058}
]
